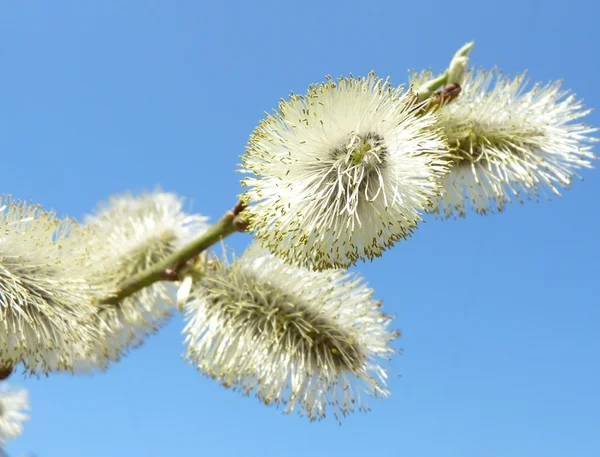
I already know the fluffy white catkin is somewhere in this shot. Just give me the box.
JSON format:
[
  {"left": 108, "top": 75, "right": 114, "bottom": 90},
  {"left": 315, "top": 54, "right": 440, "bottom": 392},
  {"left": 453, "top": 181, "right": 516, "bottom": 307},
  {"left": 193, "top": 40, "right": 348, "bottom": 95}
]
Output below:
[
  {"left": 0, "top": 196, "right": 104, "bottom": 374},
  {"left": 410, "top": 68, "right": 598, "bottom": 217},
  {"left": 240, "top": 72, "right": 449, "bottom": 270},
  {"left": 183, "top": 243, "right": 399, "bottom": 421}
]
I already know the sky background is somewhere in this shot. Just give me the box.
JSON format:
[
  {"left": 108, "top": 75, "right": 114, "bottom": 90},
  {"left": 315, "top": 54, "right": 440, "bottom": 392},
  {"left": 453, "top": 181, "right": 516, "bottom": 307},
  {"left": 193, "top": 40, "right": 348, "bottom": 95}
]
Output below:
[{"left": 1, "top": 1, "right": 599, "bottom": 456}]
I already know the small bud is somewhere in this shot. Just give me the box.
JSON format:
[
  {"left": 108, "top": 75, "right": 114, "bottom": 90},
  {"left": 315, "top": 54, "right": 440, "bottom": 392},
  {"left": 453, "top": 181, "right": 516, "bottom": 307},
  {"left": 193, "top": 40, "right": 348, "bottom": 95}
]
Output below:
[
  {"left": 160, "top": 268, "right": 179, "bottom": 281},
  {"left": 231, "top": 200, "right": 245, "bottom": 216},
  {"left": 423, "top": 83, "right": 462, "bottom": 113},
  {"left": 437, "top": 83, "right": 462, "bottom": 106},
  {"left": 0, "top": 365, "right": 13, "bottom": 380}
]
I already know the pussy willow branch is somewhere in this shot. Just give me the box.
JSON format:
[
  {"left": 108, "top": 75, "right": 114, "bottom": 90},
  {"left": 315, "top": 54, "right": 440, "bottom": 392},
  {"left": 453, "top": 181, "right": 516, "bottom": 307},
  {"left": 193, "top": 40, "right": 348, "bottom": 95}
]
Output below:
[
  {"left": 100, "top": 200, "right": 247, "bottom": 305},
  {"left": 99, "top": 44, "right": 475, "bottom": 307}
]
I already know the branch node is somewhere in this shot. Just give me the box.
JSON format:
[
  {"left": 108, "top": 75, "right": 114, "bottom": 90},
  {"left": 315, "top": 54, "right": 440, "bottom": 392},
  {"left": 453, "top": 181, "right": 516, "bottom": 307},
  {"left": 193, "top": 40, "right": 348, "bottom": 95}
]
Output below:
[
  {"left": 99, "top": 199, "right": 242, "bottom": 305},
  {"left": 161, "top": 268, "right": 179, "bottom": 281},
  {"left": 233, "top": 215, "right": 249, "bottom": 232}
]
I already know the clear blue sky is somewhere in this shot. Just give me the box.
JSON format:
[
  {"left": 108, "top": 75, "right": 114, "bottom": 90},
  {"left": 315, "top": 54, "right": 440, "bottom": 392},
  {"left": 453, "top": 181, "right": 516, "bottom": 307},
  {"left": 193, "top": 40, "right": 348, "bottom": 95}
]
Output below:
[{"left": 2, "top": 1, "right": 599, "bottom": 456}]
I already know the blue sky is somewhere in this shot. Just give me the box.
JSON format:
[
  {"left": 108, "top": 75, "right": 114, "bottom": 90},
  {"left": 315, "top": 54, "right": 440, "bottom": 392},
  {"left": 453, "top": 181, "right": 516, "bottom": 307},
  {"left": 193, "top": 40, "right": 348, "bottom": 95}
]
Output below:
[{"left": 2, "top": 1, "right": 599, "bottom": 456}]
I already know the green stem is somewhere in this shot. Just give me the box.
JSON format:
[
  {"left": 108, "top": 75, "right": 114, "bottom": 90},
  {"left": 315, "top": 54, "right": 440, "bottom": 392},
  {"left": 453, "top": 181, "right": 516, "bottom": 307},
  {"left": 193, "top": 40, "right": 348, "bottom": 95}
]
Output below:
[
  {"left": 415, "top": 70, "right": 448, "bottom": 103},
  {"left": 101, "top": 209, "right": 239, "bottom": 305}
]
